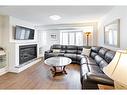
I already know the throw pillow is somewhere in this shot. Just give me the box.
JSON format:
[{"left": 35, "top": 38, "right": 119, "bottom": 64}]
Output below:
[
  {"left": 82, "top": 48, "right": 91, "bottom": 56},
  {"left": 52, "top": 49, "right": 60, "bottom": 53}
]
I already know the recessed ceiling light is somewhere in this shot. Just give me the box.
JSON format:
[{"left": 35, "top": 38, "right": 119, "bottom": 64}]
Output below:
[{"left": 49, "top": 15, "right": 61, "bottom": 20}]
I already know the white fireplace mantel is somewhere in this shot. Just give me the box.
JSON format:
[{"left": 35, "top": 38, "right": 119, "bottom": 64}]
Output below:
[{"left": 8, "top": 42, "right": 41, "bottom": 73}]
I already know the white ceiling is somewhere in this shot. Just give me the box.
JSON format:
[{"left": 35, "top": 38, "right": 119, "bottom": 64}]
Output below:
[{"left": 0, "top": 6, "right": 114, "bottom": 25}]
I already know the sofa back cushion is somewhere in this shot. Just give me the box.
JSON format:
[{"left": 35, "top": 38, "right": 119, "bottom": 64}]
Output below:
[
  {"left": 66, "top": 45, "right": 78, "bottom": 54},
  {"left": 51, "top": 44, "right": 61, "bottom": 50},
  {"left": 61, "top": 45, "right": 67, "bottom": 53},
  {"left": 99, "top": 60, "right": 108, "bottom": 70},
  {"left": 98, "top": 48, "right": 109, "bottom": 59},
  {"left": 61, "top": 45, "right": 66, "bottom": 49},
  {"left": 77, "top": 46, "right": 83, "bottom": 54},
  {"left": 94, "top": 55, "right": 103, "bottom": 65},
  {"left": 91, "top": 46, "right": 102, "bottom": 53},
  {"left": 50, "top": 44, "right": 84, "bottom": 54},
  {"left": 90, "top": 52, "right": 97, "bottom": 59},
  {"left": 66, "top": 45, "right": 77, "bottom": 50},
  {"left": 104, "top": 50, "right": 116, "bottom": 63},
  {"left": 90, "top": 46, "right": 101, "bottom": 59},
  {"left": 90, "top": 46, "right": 116, "bottom": 69},
  {"left": 94, "top": 55, "right": 109, "bottom": 70}
]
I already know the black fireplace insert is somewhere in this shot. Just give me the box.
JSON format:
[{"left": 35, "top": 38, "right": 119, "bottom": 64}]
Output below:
[{"left": 19, "top": 44, "right": 37, "bottom": 65}]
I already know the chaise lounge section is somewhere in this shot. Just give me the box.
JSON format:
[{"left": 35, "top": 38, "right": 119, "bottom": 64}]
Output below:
[
  {"left": 80, "top": 46, "right": 115, "bottom": 89},
  {"left": 44, "top": 44, "right": 116, "bottom": 89}
]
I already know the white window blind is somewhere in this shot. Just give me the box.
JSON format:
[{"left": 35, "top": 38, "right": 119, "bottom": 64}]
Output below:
[
  {"left": 60, "top": 31, "right": 83, "bottom": 46},
  {"left": 76, "top": 32, "right": 83, "bottom": 46},
  {"left": 62, "top": 32, "right": 68, "bottom": 45},
  {"left": 69, "top": 32, "right": 75, "bottom": 45}
]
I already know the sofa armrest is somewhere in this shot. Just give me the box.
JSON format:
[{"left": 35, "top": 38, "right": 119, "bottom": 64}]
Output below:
[
  {"left": 82, "top": 74, "right": 99, "bottom": 89},
  {"left": 86, "top": 72, "right": 114, "bottom": 86},
  {"left": 44, "top": 50, "right": 52, "bottom": 60},
  {"left": 45, "top": 50, "right": 52, "bottom": 53}
]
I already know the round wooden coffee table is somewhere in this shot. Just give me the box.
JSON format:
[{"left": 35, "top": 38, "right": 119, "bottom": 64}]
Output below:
[{"left": 44, "top": 57, "right": 72, "bottom": 77}]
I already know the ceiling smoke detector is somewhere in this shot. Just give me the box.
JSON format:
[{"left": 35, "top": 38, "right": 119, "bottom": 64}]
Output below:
[{"left": 49, "top": 15, "right": 61, "bottom": 20}]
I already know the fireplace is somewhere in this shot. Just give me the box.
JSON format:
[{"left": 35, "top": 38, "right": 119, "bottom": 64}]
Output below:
[{"left": 19, "top": 44, "right": 37, "bottom": 65}]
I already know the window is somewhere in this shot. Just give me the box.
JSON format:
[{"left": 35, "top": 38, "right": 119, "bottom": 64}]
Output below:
[
  {"left": 60, "top": 26, "right": 94, "bottom": 46},
  {"left": 69, "top": 32, "right": 75, "bottom": 45},
  {"left": 62, "top": 32, "right": 68, "bottom": 45},
  {"left": 60, "top": 31, "right": 83, "bottom": 46},
  {"left": 76, "top": 32, "right": 83, "bottom": 46}
]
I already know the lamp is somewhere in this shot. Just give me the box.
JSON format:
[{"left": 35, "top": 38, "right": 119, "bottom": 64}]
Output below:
[
  {"left": 85, "top": 32, "right": 91, "bottom": 46},
  {"left": 103, "top": 50, "right": 127, "bottom": 88}
]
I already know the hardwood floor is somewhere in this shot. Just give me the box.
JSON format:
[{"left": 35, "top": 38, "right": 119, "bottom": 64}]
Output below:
[{"left": 0, "top": 60, "right": 81, "bottom": 89}]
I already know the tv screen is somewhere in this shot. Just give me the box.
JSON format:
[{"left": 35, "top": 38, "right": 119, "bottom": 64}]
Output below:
[{"left": 15, "top": 25, "right": 35, "bottom": 40}]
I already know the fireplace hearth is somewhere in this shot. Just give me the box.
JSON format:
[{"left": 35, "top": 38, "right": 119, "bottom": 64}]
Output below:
[{"left": 19, "top": 44, "right": 37, "bottom": 65}]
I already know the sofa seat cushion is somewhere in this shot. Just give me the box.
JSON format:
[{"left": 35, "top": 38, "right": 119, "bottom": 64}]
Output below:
[
  {"left": 80, "top": 56, "right": 88, "bottom": 64},
  {"left": 64, "top": 53, "right": 77, "bottom": 61},
  {"left": 80, "top": 56, "right": 97, "bottom": 65},
  {"left": 60, "top": 50, "right": 66, "bottom": 53},
  {"left": 77, "top": 54, "right": 85, "bottom": 63},
  {"left": 86, "top": 57, "right": 97, "bottom": 65},
  {"left": 47, "top": 53, "right": 64, "bottom": 57},
  {"left": 86, "top": 72, "right": 114, "bottom": 86},
  {"left": 99, "top": 60, "right": 108, "bottom": 70},
  {"left": 88, "top": 64, "right": 103, "bottom": 74}
]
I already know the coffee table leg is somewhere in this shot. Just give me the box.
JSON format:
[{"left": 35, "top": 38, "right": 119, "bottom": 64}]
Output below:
[
  {"left": 50, "top": 66, "right": 67, "bottom": 77},
  {"left": 63, "top": 66, "right": 67, "bottom": 74},
  {"left": 53, "top": 66, "right": 57, "bottom": 77},
  {"left": 50, "top": 66, "right": 56, "bottom": 77}
]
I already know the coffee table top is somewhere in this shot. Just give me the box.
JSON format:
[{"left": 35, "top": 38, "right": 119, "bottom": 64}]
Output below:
[{"left": 44, "top": 57, "right": 72, "bottom": 66}]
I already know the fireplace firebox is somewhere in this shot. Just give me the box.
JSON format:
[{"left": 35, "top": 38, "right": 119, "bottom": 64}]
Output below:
[{"left": 19, "top": 44, "right": 37, "bottom": 65}]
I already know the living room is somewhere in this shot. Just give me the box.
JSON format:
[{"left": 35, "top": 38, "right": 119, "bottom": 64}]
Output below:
[{"left": 0, "top": 4, "right": 127, "bottom": 94}]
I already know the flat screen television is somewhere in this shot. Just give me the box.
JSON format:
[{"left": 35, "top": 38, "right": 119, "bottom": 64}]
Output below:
[{"left": 15, "top": 25, "right": 35, "bottom": 40}]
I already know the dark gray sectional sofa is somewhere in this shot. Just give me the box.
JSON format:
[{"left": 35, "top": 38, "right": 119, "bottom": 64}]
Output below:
[
  {"left": 44, "top": 44, "right": 116, "bottom": 89},
  {"left": 44, "top": 44, "right": 89, "bottom": 63}
]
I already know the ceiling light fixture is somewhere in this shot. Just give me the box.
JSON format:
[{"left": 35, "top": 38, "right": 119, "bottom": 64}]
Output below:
[{"left": 49, "top": 15, "right": 61, "bottom": 20}]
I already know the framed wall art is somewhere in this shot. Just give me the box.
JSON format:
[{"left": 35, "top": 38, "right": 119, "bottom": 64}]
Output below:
[{"left": 50, "top": 34, "right": 57, "bottom": 40}]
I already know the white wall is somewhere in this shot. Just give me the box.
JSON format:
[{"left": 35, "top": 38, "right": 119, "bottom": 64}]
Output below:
[
  {"left": 37, "top": 30, "right": 47, "bottom": 56},
  {"left": 98, "top": 6, "right": 127, "bottom": 50},
  {"left": 37, "top": 29, "right": 60, "bottom": 56},
  {"left": 0, "top": 16, "right": 2, "bottom": 46},
  {"left": 0, "top": 15, "right": 9, "bottom": 47},
  {"left": 46, "top": 30, "right": 60, "bottom": 48}
]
